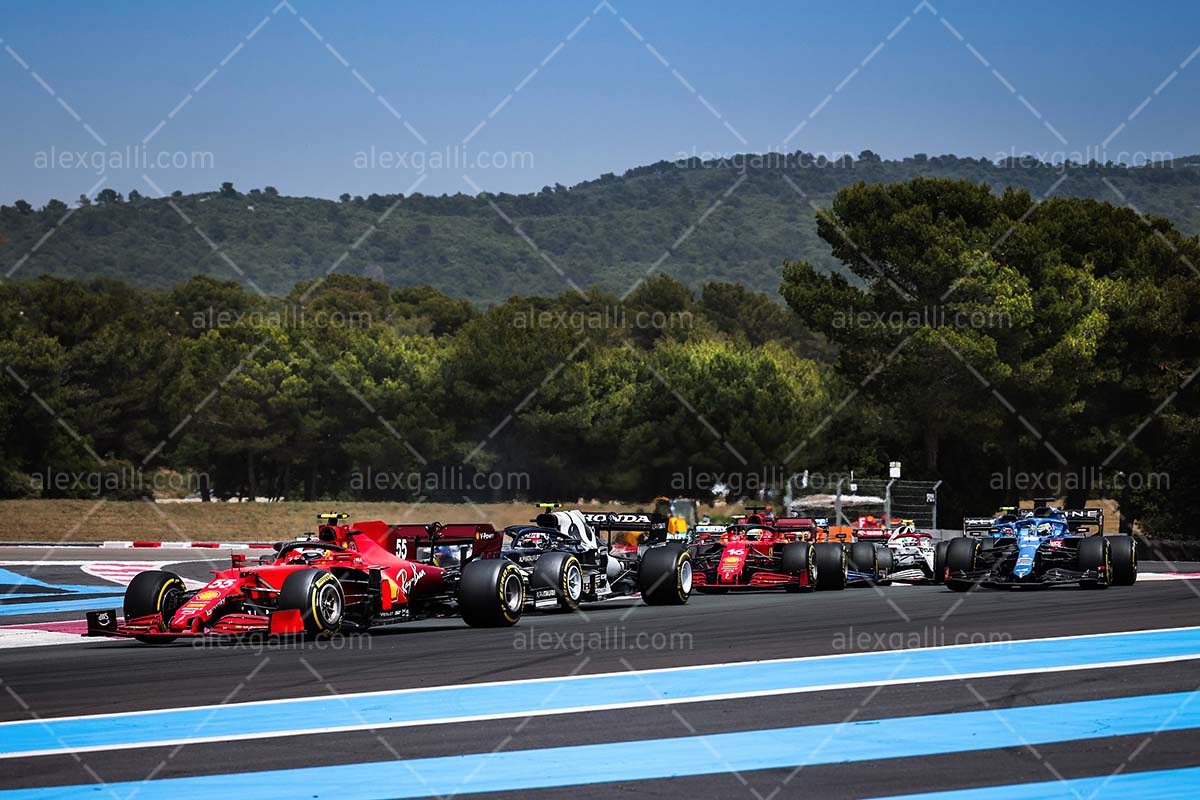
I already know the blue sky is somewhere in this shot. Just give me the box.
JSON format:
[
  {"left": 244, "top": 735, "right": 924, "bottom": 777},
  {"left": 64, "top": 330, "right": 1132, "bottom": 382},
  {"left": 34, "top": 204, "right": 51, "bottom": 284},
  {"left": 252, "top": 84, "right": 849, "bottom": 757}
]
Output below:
[{"left": 3, "top": 0, "right": 1198, "bottom": 205}]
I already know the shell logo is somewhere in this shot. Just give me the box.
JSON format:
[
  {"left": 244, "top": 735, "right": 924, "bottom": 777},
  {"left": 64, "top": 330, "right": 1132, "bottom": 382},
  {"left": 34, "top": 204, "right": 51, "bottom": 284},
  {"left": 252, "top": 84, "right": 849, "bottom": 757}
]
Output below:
[
  {"left": 195, "top": 590, "right": 220, "bottom": 601},
  {"left": 382, "top": 575, "right": 400, "bottom": 602}
]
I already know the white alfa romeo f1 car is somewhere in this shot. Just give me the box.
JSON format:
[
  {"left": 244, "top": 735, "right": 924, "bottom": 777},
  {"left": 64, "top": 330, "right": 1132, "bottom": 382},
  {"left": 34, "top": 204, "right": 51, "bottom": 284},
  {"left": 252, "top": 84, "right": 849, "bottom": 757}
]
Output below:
[{"left": 853, "top": 520, "right": 943, "bottom": 584}]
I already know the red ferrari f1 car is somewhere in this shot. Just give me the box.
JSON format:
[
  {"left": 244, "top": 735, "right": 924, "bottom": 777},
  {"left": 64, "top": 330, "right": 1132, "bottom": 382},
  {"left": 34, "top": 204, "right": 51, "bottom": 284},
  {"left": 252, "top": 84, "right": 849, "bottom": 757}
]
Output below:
[
  {"left": 85, "top": 513, "right": 525, "bottom": 643},
  {"left": 689, "top": 516, "right": 848, "bottom": 592}
]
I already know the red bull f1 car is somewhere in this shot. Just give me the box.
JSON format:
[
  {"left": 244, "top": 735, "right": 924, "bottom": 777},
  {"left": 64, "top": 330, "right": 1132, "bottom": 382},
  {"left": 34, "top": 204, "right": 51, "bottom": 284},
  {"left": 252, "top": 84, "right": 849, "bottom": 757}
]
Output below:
[
  {"left": 947, "top": 503, "right": 1137, "bottom": 590},
  {"left": 84, "top": 513, "right": 527, "bottom": 643}
]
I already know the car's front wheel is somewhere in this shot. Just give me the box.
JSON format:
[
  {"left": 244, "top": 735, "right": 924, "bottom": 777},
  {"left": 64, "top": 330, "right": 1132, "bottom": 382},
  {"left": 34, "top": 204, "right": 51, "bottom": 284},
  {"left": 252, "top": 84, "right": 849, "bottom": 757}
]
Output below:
[
  {"left": 1077, "top": 536, "right": 1112, "bottom": 590},
  {"left": 780, "top": 542, "right": 816, "bottom": 592},
  {"left": 945, "top": 537, "right": 981, "bottom": 592},
  {"left": 813, "top": 542, "right": 847, "bottom": 590},
  {"left": 932, "top": 540, "right": 950, "bottom": 584},
  {"left": 874, "top": 545, "right": 894, "bottom": 585},
  {"left": 848, "top": 541, "right": 879, "bottom": 584},
  {"left": 639, "top": 546, "right": 693, "bottom": 605},
  {"left": 278, "top": 568, "right": 345, "bottom": 634},
  {"left": 124, "top": 570, "right": 186, "bottom": 644}
]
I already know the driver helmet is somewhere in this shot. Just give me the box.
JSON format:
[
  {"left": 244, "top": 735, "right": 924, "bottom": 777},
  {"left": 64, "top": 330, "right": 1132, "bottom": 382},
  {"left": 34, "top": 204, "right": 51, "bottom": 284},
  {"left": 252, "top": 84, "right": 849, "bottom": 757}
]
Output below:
[
  {"left": 523, "top": 530, "right": 550, "bottom": 549},
  {"left": 296, "top": 547, "right": 326, "bottom": 563},
  {"left": 433, "top": 545, "right": 459, "bottom": 568}
]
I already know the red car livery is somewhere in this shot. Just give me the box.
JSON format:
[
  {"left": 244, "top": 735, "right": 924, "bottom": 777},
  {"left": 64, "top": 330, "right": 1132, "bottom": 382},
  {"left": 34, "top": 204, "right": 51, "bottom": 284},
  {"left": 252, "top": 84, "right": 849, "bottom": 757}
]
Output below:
[
  {"left": 85, "top": 513, "right": 527, "bottom": 643},
  {"left": 689, "top": 523, "right": 848, "bottom": 592}
]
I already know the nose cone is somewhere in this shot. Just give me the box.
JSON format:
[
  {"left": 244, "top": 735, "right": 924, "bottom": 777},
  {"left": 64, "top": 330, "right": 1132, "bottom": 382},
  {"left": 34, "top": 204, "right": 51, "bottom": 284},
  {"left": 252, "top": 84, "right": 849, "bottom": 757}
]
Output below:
[{"left": 1013, "top": 541, "right": 1038, "bottom": 578}]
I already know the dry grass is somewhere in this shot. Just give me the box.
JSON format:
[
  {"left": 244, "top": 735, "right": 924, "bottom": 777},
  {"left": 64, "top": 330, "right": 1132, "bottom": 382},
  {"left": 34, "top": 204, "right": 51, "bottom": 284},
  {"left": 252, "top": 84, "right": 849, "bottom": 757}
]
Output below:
[{"left": 0, "top": 499, "right": 748, "bottom": 543}]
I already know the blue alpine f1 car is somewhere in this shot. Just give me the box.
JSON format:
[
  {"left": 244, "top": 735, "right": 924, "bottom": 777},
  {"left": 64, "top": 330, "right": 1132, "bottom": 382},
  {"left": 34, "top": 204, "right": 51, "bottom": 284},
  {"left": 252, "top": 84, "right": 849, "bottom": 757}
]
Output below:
[{"left": 946, "top": 503, "right": 1137, "bottom": 591}]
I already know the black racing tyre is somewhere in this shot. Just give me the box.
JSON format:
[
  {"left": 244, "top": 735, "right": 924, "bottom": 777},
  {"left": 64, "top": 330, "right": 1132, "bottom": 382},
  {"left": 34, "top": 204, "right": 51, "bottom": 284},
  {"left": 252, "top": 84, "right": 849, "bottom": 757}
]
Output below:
[
  {"left": 639, "top": 545, "right": 693, "bottom": 605},
  {"left": 780, "top": 542, "right": 816, "bottom": 593},
  {"left": 531, "top": 551, "right": 583, "bottom": 612},
  {"left": 1108, "top": 535, "right": 1138, "bottom": 586},
  {"left": 874, "top": 545, "right": 895, "bottom": 583},
  {"left": 813, "top": 542, "right": 847, "bottom": 590},
  {"left": 933, "top": 540, "right": 950, "bottom": 584},
  {"left": 459, "top": 559, "right": 525, "bottom": 627},
  {"left": 278, "top": 568, "right": 345, "bottom": 634},
  {"left": 848, "top": 541, "right": 878, "bottom": 583},
  {"left": 124, "top": 570, "right": 186, "bottom": 644},
  {"left": 1077, "top": 535, "right": 1112, "bottom": 590},
  {"left": 945, "top": 537, "right": 981, "bottom": 592}
]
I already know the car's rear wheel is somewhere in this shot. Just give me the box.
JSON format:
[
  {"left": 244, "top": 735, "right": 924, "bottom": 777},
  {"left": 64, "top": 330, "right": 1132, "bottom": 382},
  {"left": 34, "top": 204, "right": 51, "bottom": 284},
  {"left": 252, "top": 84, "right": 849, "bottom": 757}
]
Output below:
[
  {"left": 531, "top": 551, "right": 583, "bottom": 612},
  {"left": 124, "top": 570, "right": 186, "bottom": 644},
  {"left": 1077, "top": 536, "right": 1112, "bottom": 590},
  {"left": 813, "top": 542, "right": 847, "bottom": 590},
  {"left": 780, "top": 542, "right": 816, "bottom": 592},
  {"left": 640, "top": 545, "right": 692, "bottom": 605},
  {"left": 460, "top": 560, "right": 525, "bottom": 627},
  {"left": 278, "top": 568, "right": 345, "bottom": 634},
  {"left": 1109, "top": 535, "right": 1138, "bottom": 586},
  {"left": 945, "top": 537, "right": 981, "bottom": 592}
]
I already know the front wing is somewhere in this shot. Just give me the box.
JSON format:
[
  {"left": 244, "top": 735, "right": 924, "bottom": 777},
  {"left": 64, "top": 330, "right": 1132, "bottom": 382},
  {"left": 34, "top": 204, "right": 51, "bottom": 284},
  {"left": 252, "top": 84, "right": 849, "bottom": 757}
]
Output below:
[
  {"left": 948, "top": 550, "right": 1104, "bottom": 587},
  {"left": 84, "top": 609, "right": 307, "bottom": 639},
  {"left": 693, "top": 562, "right": 808, "bottom": 590}
]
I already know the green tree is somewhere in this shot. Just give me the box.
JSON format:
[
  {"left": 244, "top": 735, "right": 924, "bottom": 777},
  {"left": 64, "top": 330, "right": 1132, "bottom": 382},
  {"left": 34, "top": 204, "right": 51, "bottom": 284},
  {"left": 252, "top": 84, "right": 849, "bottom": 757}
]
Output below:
[{"left": 781, "top": 178, "right": 1200, "bottom": 526}]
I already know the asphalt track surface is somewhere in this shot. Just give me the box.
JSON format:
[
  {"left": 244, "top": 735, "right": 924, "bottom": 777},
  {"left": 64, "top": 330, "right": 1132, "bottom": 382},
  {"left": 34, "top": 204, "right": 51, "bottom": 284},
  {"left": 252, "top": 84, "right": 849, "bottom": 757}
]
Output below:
[{"left": 1, "top": 547, "right": 1199, "bottom": 798}]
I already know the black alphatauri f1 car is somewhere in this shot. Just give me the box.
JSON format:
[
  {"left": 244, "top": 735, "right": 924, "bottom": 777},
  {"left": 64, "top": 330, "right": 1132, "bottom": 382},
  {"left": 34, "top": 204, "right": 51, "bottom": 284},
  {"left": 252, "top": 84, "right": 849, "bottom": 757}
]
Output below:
[{"left": 499, "top": 505, "right": 692, "bottom": 611}]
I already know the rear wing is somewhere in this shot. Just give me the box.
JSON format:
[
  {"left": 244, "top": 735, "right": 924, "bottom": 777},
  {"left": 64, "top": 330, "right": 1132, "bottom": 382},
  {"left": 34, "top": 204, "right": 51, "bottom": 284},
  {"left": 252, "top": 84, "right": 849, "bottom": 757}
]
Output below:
[
  {"left": 1061, "top": 508, "right": 1104, "bottom": 532},
  {"left": 383, "top": 522, "right": 502, "bottom": 563},
  {"left": 962, "top": 516, "right": 997, "bottom": 535},
  {"left": 775, "top": 517, "right": 818, "bottom": 533},
  {"left": 582, "top": 512, "right": 674, "bottom": 546},
  {"left": 775, "top": 516, "right": 850, "bottom": 542},
  {"left": 1024, "top": 498, "right": 1104, "bottom": 531},
  {"left": 963, "top": 507, "right": 1104, "bottom": 535},
  {"left": 1015, "top": 506, "right": 1103, "bottom": 530},
  {"left": 582, "top": 512, "right": 669, "bottom": 533}
]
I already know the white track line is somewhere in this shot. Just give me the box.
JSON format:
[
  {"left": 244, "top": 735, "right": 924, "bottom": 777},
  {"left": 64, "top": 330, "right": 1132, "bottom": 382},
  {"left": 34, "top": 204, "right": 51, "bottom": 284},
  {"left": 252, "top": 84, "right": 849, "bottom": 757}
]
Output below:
[{"left": 4, "top": 624, "right": 1199, "bottom": 727}]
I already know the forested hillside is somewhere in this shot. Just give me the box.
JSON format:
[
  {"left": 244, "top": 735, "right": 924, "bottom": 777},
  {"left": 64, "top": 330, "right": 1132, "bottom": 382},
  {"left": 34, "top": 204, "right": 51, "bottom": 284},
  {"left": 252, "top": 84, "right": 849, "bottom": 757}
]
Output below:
[
  {"left": 2, "top": 178, "right": 1198, "bottom": 534},
  {"left": 3, "top": 154, "right": 1199, "bottom": 304}
]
